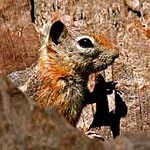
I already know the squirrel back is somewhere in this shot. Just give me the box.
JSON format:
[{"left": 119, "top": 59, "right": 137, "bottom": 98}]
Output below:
[{"left": 22, "top": 20, "right": 119, "bottom": 126}]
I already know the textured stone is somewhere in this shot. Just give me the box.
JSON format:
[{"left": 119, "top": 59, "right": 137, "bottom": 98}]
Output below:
[{"left": 0, "top": 0, "right": 40, "bottom": 74}]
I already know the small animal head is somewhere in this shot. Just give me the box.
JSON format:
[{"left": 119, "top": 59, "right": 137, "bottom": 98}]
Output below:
[{"left": 44, "top": 20, "right": 119, "bottom": 76}]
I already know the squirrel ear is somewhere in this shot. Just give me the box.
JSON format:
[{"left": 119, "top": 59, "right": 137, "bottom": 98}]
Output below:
[{"left": 49, "top": 20, "right": 68, "bottom": 45}]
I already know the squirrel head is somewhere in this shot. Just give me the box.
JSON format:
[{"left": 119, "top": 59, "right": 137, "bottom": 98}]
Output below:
[{"left": 41, "top": 20, "right": 119, "bottom": 77}]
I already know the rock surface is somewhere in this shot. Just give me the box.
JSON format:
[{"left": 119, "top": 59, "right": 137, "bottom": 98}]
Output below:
[
  {"left": 0, "top": 76, "right": 105, "bottom": 150},
  {"left": 0, "top": 0, "right": 40, "bottom": 75}
]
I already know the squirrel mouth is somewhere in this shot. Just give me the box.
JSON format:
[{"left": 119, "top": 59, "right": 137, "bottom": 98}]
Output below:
[{"left": 88, "top": 57, "right": 117, "bottom": 92}]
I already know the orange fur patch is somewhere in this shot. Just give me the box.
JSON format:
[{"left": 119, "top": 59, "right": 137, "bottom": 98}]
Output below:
[
  {"left": 146, "top": 29, "right": 150, "bottom": 39},
  {"left": 39, "top": 45, "right": 72, "bottom": 82},
  {"left": 93, "top": 33, "right": 114, "bottom": 49}
]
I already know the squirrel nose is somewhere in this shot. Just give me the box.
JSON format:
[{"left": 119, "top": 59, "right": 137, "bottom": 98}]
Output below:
[{"left": 110, "top": 47, "right": 119, "bottom": 59}]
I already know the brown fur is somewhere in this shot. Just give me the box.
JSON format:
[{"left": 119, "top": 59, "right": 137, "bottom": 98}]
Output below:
[{"left": 23, "top": 20, "right": 119, "bottom": 126}]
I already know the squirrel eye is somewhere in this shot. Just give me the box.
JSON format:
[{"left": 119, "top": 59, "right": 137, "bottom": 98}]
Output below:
[{"left": 77, "top": 38, "right": 94, "bottom": 48}]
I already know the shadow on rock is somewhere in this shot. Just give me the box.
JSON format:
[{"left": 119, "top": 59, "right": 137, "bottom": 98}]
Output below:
[{"left": 88, "top": 74, "right": 128, "bottom": 138}]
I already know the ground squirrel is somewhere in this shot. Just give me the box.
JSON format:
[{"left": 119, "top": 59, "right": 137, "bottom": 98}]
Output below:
[{"left": 22, "top": 20, "right": 119, "bottom": 126}]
